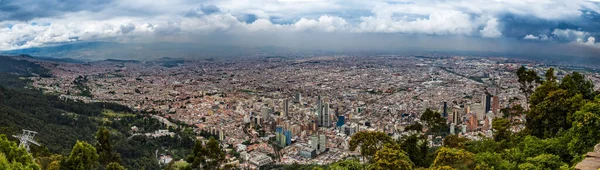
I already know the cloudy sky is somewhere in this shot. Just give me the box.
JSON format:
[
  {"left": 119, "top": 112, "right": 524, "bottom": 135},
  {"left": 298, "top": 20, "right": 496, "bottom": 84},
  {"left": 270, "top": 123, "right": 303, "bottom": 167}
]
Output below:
[{"left": 1, "top": 0, "right": 600, "bottom": 58}]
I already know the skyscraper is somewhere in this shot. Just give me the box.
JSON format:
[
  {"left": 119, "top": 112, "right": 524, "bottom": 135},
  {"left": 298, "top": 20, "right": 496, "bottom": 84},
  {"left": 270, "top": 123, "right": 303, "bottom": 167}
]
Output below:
[
  {"left": 284, "top": 130, "right": 292, "bottom": 146},
  {"left": 492, "top": 96, "right": 500, "bottom": 116},
  {"left": 451, "top": 106, "right": 461, "bottom": 124},
  {"left": 336, "top": 115, "right": 345, "bottom": 127},
  {"left": 442, "top": 102, "right": 448, "bottom": 118},
  {"left": 318, "top": 134, "right": 327, "bottom": 153},
  {"left": 283, "top": 99, "right": 289, "bottom": 118},
  {"left": 317, "top": 96, "right": 323, "bottom": 126},
  {"left": 295, "top": 92, "right": 302, "bottom": 103},
  {"left": 483, "top": 93, "right": 491, "bottom": 114},
  {"left": 323, "top": 103, "right": 331, "bottom": 127}
]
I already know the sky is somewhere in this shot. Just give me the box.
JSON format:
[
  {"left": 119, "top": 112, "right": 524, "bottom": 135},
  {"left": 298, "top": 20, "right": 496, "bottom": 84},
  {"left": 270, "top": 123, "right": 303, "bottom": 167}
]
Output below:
[{"left": 1, "top": 0, "right": 600, "bottom": 58}]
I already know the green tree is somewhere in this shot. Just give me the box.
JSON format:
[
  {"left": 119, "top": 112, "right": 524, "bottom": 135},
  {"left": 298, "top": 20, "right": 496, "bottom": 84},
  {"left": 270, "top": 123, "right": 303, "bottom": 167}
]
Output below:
[
  {"left": 404, "top": 122, "right": 423, "bottom": 132},
  {"left": 492, "top": 118, "right": 511, "bottom": 142},
  {"left": 516, "top": 66, "right": 541, "bottom": 105},
  {"left": 421, "top": 109, "right": 448, "bottom": 135},
  {"left": 62, "top": 141, "right": 99, "bottom": 170},
  {"left": 466, "top": 139, "right": 499, "bottom": 154},
  {"left": 186, "top": 140, "right": 206, "bottom": 169},
  {"left": 568, "top": 101, "right": 600, "bottom": 156},
  {"left": 474, "top": 152, "right": 515, "bottom": 170},
  {"left": 559, "top": 72, "right": 594, "bottom": 100},
  {"left": 431, "top": 147, "right": 475, "bottom": 169},
  {"left": 527, "top": 89, "right": 585, "bottom": 138},
  {"left": 502, "top": 104, "right": 524, "bottom": 124},
  {"left": 442, "top": 135, "right": 469, "bottom": 149},
  {"left": 96, "top": 127, "right": 122, "bottom": 167},
  {"left": 0, "top": 135, "right": 39, "bottom": 170},
  {"left": 105, "top": 162, "right": 126, "bottom": 170},
  {"left": 399, "top": 134, "right": 430, "bottom": 167},
  {"left": 36, "top": 154, "right": 63, "bottom": 170},
  {"left": 544, "top": 68, "right": 557, "bottom": 83},
  {"left": 205, "top": 137, "right": 225, "bottom": 170},
  {"left": 328, "top": 159, "right": 364, "bottom": 170},
  {"left": 526, "top": 71, "right": 593, "bottom": 139},
  {"left": 349, "top": 131, "right": 393, "bottom": 162},
  {"left": 370, "top": 144, "right": 414, "bottom": 170},
  {"left": 519, "top": 154, "right": 566, "bottom": 170}
]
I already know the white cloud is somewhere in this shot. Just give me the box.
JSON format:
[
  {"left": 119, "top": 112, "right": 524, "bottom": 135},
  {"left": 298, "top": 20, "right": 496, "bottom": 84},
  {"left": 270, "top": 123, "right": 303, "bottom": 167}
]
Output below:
[
  {"left": 523, "top": 34, "right": 539, "bottom": 40},
  {"left": 586, "top": 37, "right": 596, "bottom": 45},
  {"left": 293, "top": 16, "right": 349, "bottom": 32},
  {"left": 480, "top": 18, "right": 502, "bottom": 38},
  {"left": 552, "top": 29, "right": 589, "bottom": 40},
  {"left": 357, "top": 10, "right": 476, "bottom": 35}
]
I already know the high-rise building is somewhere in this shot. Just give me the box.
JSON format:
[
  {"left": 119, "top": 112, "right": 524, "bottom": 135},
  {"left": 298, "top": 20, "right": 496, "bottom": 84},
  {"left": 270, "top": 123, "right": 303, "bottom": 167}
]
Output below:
[
  {"left": 442, "top": 102, "right": 448, "bottom": 118},
  {"left": 219, "top": 129, "right": 225, "bottom": 141},
  {"left": 472, "top": 103, "right": 484, "bottom": 121},
  {"left": 283, "top": 99, "right": 289, "bottom": 118},
  {"left": 317, "top": 96, "right": 323, "bottom": 126},
  {"left": 483, "top": 93, "right": 491, "bottom": 114},
  {"left": 310, "top": 133, "right": 327, "bottom": 154},
  {"left": 451, "top": 106, "right": 461, "bottom": 124},
  {"left": 295, "top": 92, "right": 302, "bottom": 103},
  {"left": 336, "top": 116, "right": 345, "bottom": 127},
  {"left": 492, "top": 96, "right": 500, "bottom": 116},
  {"left": 284, "top": 130, "right": 292, "bottom": 146},
  {"left": 319, "top": 134, "right": 327, "bottom": 153},
  {"left": 310, "top": 135, "right": 318, "bottom": 151},
  {"left": 323, "top": 103, "right": 331, "bottom": 127},
  {"left": 261, "top": 106, "right": 271, "bottom": 120}
]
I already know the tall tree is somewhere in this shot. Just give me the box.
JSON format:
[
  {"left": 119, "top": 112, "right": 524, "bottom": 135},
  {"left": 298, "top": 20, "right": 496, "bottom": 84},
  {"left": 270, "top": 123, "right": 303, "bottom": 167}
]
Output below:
[
  {"left": 568, "top": 101, "right": 600, "bottom": 156},
  {"left": 525, "top": 71, "right": 592, "bottom": 138},
  {"left": 349, "top": 131, "right": 393, "bottom": 162},
  {"left": 492, "top": 118, "right": 511, "bottom": 142},
  {"left": 328, "top": 159, "right": 364, "bottom": 170},
  {"left": 96, "top": 127, "right": 122, "bottom": 167},
  {"left": 474, "top": 152, "right": 515, "bottom": 170},
  {"left": 559, "top": 72, "right": 595, "bottom": 100},
  {"left": 399, "top": 134, "right": 430, "bottom": 167},
  {"left": 516, "top": 66, "right": 541, "bottom": 105},
  {"left": 105, "top": 162, "right": 126, "bottom": 170},
  {"left": 370, "top": 144, "right": 414, "bottom": 170},
  {"left": 527, "top": 89, "right": 585, "bottom": 138},
  {"left": 36, "top": 154, "right": 63, "bottom": 170},
  {"left": 431, "top": 147, "right": 475, "bottom": 169},
  {"left": 421, "top": 109, "right": 448, "bottom": 135},
  {"left": 186, "top": 140, "right": 207, "bottom": 169},
  {"left": 204, "top": 137, "right": 225, "bottom": 170},
  {"left": 518, "top": 154, "right": 566, "bottom": 170},
  {"left": 443, "top": 135, "right": 469, "bottom": 149},
  {"left": 62, "top": 141, "right": 99, "bottom": 170}
]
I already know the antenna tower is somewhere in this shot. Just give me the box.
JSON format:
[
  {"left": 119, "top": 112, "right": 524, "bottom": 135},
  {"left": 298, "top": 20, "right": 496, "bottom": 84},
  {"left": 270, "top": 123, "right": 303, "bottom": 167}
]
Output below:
[{"left": 12, "top": 130, "right": 40, "bottom": 152}]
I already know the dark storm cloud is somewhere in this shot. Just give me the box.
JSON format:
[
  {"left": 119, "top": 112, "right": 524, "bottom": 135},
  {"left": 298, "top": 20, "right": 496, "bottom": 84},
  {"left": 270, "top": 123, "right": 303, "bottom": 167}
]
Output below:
[
  {"left": 498, "top": 11, "right": 600, "bottom": 41},
  {"left": 0, "top": 0, "right": 114, "bottom": 21}
]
